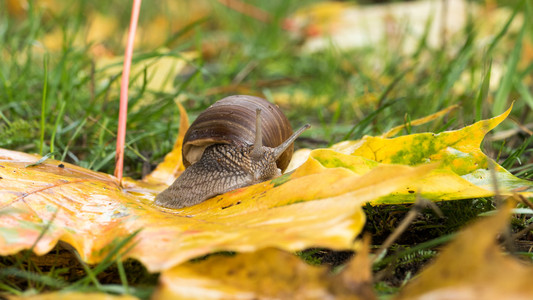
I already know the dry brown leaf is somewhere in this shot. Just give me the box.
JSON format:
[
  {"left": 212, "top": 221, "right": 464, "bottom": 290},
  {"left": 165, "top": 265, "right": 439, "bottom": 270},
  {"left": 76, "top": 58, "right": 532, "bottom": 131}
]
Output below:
[
  {"left": 329, "top": 235, "right": 376, "bottom": 300},
  {"left": 7, "top": 292, "right": 138, "bottom": 300},
  {"left": 396, "top": 200, "right": 533, "bottom": 300},
  {"left": 154, "top": 240, "right": 374, "bottom": 300},
  {"left": 153, "top": 248, "right": 332, "bottom": 300}
]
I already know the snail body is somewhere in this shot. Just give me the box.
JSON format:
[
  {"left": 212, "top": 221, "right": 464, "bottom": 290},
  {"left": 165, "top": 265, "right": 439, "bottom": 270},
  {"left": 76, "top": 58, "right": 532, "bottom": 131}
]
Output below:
[{"left": 155, "top": 95, "right": 310, "bottom": 209}]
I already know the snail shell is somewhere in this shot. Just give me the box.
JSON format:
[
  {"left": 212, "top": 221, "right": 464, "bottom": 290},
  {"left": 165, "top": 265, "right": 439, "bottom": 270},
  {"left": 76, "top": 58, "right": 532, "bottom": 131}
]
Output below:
[{"left": 182, "top": 95, "right": 294, "bottom": 172}]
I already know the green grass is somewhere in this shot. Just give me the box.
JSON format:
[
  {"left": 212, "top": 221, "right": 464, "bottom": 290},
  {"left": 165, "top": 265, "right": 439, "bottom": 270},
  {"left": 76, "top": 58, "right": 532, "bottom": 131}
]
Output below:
[{"left": 1, "top": 0, "right": 533, "bottom": 298}]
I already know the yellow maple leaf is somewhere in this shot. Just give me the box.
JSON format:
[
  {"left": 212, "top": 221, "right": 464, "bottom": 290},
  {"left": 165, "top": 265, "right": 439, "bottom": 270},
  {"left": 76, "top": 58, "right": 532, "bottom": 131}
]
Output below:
[
  {"left": 0, "top": 103, "right": 526, "bottom": 275},
  {"left": 330, "top": 104, "right": 533, "bottom": 203},
  {"left": 0, "top": 145, "right": 431, "bottom": 272}
]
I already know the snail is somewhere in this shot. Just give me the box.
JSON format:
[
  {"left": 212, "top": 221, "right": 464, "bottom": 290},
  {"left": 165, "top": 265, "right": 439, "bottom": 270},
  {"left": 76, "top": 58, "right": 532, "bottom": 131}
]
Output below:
[{"left": 154, "top": 95, "right": 310, "bottom": 209}]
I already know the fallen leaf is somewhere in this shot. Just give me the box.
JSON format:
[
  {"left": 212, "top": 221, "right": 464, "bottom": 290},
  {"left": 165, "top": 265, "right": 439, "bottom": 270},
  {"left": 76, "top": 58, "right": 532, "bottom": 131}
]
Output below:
[
  {"left": 0, "top": 104, "right": 526, "bottom": 274},
  {"left": 329, "top": 235, "right": 376, "bottom": 300},
  {"left": 272, "top": 90, "right": 329, "bottom": 111},
  {"left": 290, "top": 103, "right": 464, "bottom": 171},
  {"left": 287, "top": 0, "right": 474, "bottom": 53},
  {"left": 6, "top": 0, "right": 28, "bottom": 18},
  {"left": 6, "top": 0, "right": 59, "bottom": 19},
  {"left": 42, "top": 12, "right": 118, "bottom": 53},
  {"left": 96, "top": 50, "right": 197, "bottom": 96},
  {"left": 285, "top": 148, "right": 312, "bottom": 173},
  {"left": 0, "top": 147, "right": 432, "bottom": 272},
  {"left": 7, "top": 292, "right": 138, "bottom": 300},
  {"left": 86, "top": 13, "right": 119, "bottom": 45},
  {"left": 154, "top": 241, "right": 374, "bottom": 300},
  {"left": 396, "top": 200, "right": 533, "bottom": 300},
  {"left": 137, "top": 15, "right": 171, "bottom": 48},
  {"left": 287, "top": 0, "right": 522, "bottom": 56},
  {"left": 381, "top": 104, "right": 459, "bottom": 138},
  {"left": 153, "top": 248, "right": 333, "bottom": 300},
  {"left": 331, "top": 104, "right": 533, "bottom": 203}
]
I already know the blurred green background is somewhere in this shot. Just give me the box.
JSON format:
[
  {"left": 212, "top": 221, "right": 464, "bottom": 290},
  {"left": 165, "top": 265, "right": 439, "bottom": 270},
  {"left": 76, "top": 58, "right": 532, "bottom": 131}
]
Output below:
[{"left": 1, "top": 0, "right": 531, "bottom": 179}]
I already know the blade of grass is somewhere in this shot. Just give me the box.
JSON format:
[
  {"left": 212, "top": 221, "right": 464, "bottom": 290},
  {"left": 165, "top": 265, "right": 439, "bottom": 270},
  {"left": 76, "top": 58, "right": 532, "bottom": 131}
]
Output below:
[
  {"left": 411, "top": 5, "right": 433, "bottom": 60},
  {"left": 39, "top": 54, "right": 49, "bottom": 155},
  {"left": 116, "top": 253, "right": 129, "bottom": 294},
  {"left": 0, "top": 281, "right": 22, "bottom": 294},
  {"left": 342, "top": 100, "right": 398, "bottom": 141},
  {"left": 88, "top": 118, "right": 152, "bottom": 171},
  {"left": 71, "top": 284, "right": 149, "bottom": 295},
  {"left": 50, "top": 100, "right": 67, "bottom": 156},
  {"left": 403, "top": 113, "right": 412, "bottom": 135},
  {"left": 74, "top": 251, "right": 103, "bottom": 289},
  {"left": 115, "top": 0, "right": 142, "bottom": 182},
  {"left": 92, "top": 153, "right": 115, "bottom": 171},
  {"left": 25, "top": 152, "right": 56, "bottom": 167},
  {"left": 475, "top": 60, "right": 492, "bottom": 122},
  {"left": 486, "top": 0, "right": 525, "bottom": 55},
  {"left": 493, "top": 19, "right": 525, "bottom": 115},
  {"left": 515, "top": 78, "right": 533, "bottom": 111},
  {"left": 60, "top": 118, "right": 87, "bottom": 162},
  {"left": 373, "top": 233, "right": 456, "bottom": 269},
  {"left": 435, "top": 36, "right": 473, "bottom": 109},
  {"left": 502, "top": 132, "right": 533, "bottom": 169},
  {"left": 88, "top": 117, "right": 110, "bottom": 170},
  {"left": 83, "top": 234, "right": 140, "bottom": 282},
  {"left": 1, "top": 210, "right": 61, "bottom": 291},
  {"left": 434, "top": 116, "right": 457, "bottom": 134},
  {"left": 13, "top": 209, "right": 60, "bottom": 269},
  {"left": 0, "top": 110, "right": 10, "bottom": 125},
  {"left": 0, "top": 69, "right": 14, "bottom": 103},
  {"left": 0, "top": 268, "right": 67, "bottom": 289},
  {"left": 163, "top": 17, "right": 209, "bottom": 48},
  {"left": 69, "top": 229, "right": 141, "bottom": 288}
]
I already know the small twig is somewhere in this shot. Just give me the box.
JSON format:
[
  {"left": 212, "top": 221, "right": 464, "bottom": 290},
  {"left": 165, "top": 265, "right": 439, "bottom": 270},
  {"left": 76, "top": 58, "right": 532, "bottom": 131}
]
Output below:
[
  {"left": 512, "top": 119, "right": 533, "bottom": 136},
  {"left": 216, "top": 0, "right": 272, "bottom": 23},
  {"left": 518, "top": 194, "right": 533, "bottom": 210},
  {"left": 511, "top": 194, "right": 533, "bottom": 241},
  {"left": 487, "top": 122, "right": 533, "bottom": 141},
  {"left": 487, "top": 160, "right": 516, "bottom": 252},
  {"left": 371, "top": 195, "right": 442, "bottom": 265},
  {"left": 232, "top": 60, "right": 259, "bottom": 85},
  {"left": 512, "top": 222, "right": 533, "bottom": 241}
]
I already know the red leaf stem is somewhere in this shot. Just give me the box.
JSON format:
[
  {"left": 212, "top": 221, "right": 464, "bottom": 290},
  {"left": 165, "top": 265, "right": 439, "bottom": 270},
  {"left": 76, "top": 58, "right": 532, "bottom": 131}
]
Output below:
[{"left": 115, "top": 0, "right": 142, "bottom": 183}]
